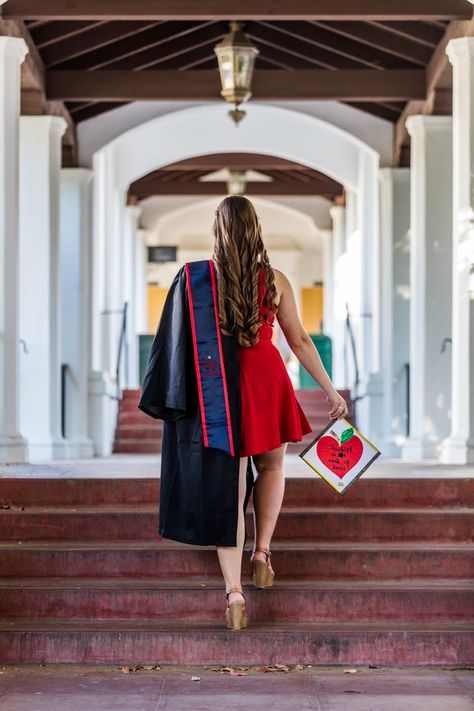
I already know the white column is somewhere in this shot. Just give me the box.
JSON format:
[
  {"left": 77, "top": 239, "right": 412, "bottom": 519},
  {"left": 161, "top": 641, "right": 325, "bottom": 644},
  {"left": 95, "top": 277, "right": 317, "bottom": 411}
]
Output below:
[
  {"left": 329, "top": 204, "right": 347, "bottom": 389},
  {"left": 356, "top": 152, "right": 383, "bottom": 441},
  {"left": 135, "top": 228, "right": 148, "bottom": 336},
  {"left": 321, "top": 228, "right": 334, "bottom": 337},
  {"left": 89, "top": 147, "right": 124, "bottom": 456},
  {"left": 19, "top": 116, "right": 68, "bottom": 461},
  {"left": 379, "top": 168, "right": 411, "bottom": 457},
  {"left": 441, "top": 38, "right": 474, "bottom": 464},
  {"left": 402, "top": 116, "right": 453, "bottom": 460},
  {"left": 121, "top": 204, "right": 141, "bottom": 389},
  {"left": 59, "top": 169, "right": 94, "bottom": 458},
  {"left": 0, "top": 38, "right": 28, "bottom": 463}
]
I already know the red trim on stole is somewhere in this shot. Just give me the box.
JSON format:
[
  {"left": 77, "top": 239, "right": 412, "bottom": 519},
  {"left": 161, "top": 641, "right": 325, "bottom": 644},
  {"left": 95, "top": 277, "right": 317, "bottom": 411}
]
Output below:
[
  {"left": 208, "top": 259, "right": 235, "bottom": 457},
  {"left": 185, "top": 262, "right": 209, "bottom": 448}
]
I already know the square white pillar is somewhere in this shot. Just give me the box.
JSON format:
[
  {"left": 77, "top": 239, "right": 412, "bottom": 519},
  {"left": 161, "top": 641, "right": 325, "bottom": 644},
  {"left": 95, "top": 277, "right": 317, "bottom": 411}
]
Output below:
[
  {"left": 0, "top": 38, "right": 28, "bottom": 463},
  {"left": 321, "top": 228, "right": 334, "bottom": 337},
  {"left": 379, "top": 168, "right": 411, "bottom": 457},
  {"left": 135, "top": 229, "right": 149, "bottom": 337},
  {"left": 121, "top": 205, "right": 141, "bottom": 389},
  {"left": 59, "top": 168, "right": 94, "bottom": 458},
  {"left": 441, "top": 38, "right": 474, "bottom": 464},
  {"left": 329, "top": 204, "right": 347, "bottom": 389},
  {"left": 19, "top": 115, "right": 68, "bottom": 461},
  {"left": 402, "top": 116, "right": 453, "bottom": 461}
]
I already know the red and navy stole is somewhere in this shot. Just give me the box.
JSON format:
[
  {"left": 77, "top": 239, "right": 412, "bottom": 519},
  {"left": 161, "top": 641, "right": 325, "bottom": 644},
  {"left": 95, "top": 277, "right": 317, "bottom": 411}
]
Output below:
[{"left": 185, "top": 259, "right": 235, "bottom": 457}]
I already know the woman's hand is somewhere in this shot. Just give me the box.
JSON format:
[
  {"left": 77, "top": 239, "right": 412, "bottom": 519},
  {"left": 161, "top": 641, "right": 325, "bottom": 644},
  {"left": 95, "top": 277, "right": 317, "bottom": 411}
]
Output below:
[{"left": 326, "top": 389, "right": 349, "bottom": 420}]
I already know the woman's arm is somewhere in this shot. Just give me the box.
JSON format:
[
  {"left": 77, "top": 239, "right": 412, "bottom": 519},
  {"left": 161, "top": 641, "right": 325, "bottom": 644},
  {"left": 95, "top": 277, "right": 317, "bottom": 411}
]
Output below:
[{"left": 274, "top": 268, "right": 348, "bottom": 420}]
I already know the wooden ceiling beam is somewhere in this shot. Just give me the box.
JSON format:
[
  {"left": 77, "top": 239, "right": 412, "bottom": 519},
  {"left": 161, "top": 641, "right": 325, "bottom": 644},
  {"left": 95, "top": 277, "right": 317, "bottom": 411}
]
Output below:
[
  {"left": 106, "top": 23, "right": 225, "bottom": 71},
  {"left": 41, "top": 21, "right": 162, "bottom": 67},
  {"left": 47, "top": 68, "right": 427, "bottom": 101},
  {"left": 4, "top": 1, "right": 471, "bottom": 21},
  {"left": 57, "top": 20, "right": 214, "bottom": 71},
  {"left": 129, "top": 179, "right": 342, "bottom": 199},
  {"left": 394, "top": 15, "right": 474, "bottom": 163},
  {"left": 371, "top": 20, "right": 446, "bottom": 47},
  {"left": 161, "top": 154, "right": 330, "bottom": 172},
  {"left": 261, "top": 20, "right": 418, "bottom": 69},
  {"left": 30, "top": 20, "right": 105, "bottom": 49},
  {"left": 312, "top": 21, "right": 433, "bottom": 64}
]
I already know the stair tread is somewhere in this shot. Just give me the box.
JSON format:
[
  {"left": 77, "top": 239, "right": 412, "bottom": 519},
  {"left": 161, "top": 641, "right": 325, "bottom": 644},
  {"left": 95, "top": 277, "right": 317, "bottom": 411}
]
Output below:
[
  {"left": 1, "top": 619, "right": 472, "bottom": 632},
  {"left": 1, "top": 577, "right": 473, "bottom": 590},
  {"left": 1, "top": 505, "right": 472, "bottom": 514},
  {"left": 1, "top": 540, "right": 472, "bottom": 550}
]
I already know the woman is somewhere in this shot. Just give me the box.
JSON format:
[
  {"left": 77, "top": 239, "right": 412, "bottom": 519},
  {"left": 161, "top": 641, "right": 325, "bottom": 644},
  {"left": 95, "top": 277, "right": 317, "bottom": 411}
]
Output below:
[{"left": 139, "top": 195, "right": 348, "bottom": 631}]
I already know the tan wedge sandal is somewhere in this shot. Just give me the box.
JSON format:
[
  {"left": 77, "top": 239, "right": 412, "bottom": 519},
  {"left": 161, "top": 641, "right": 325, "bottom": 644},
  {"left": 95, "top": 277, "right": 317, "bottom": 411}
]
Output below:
[
  {"left": 251, "top": 547, "right": 275, "bottom": 589},
  {"left": 225, "top": 587, "right": 248, "bottom": 631}
]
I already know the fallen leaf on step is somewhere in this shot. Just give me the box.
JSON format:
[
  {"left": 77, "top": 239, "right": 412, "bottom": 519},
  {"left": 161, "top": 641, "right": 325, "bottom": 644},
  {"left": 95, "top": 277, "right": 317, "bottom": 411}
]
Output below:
[
  {"left": 141, "top": 665, "right": 161, "bottom": 671},
  {"left": 259, "top": 664, "right": 290, "bottom": 673},
  {"left": 191, "top": 676, "right": 201, "bottom": 682},
  {"left": 343, "top": 669, "right": 359, "bottom": 674},
  {"left": 119, "top": 664, "right": 160, "bottom": 673},
  {"left": 229, "top": 669, "right": 248, "bottom": 676}
]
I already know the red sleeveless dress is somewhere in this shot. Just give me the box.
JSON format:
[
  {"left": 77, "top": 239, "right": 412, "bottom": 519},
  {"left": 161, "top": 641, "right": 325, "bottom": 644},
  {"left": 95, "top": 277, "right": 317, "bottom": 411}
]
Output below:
[{"left": 237, "top": 265, "right": 313, "bottom": 456}]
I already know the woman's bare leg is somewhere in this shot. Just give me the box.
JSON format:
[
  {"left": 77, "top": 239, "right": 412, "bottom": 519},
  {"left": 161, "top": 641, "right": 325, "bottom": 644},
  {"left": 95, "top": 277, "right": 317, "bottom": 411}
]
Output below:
[
  {"left": 216, "top": 455, "right": 248, "bottom": 604},
  {"left": 251, "top": 442, "right": 287, "bottom": 572}
]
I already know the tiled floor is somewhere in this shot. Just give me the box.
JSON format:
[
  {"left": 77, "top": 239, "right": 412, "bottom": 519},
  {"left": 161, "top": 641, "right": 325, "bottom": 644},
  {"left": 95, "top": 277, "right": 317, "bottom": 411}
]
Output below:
[
  {"left": 1, "top": 453, "right": 474, "bottom": 479},
  {"left": 0, "top": 665, "right": 472, "bottom": 710}
]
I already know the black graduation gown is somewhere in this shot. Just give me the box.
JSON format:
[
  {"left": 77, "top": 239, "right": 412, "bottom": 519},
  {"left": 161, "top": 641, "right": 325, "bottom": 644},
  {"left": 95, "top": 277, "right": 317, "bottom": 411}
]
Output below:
[{"left": 138, "top": 262, "right": 255, "bottom": 547}]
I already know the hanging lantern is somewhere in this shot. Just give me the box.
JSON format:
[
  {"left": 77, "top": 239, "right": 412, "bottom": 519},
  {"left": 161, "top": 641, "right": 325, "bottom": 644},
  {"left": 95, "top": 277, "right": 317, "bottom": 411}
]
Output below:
[
  {"left": 214, "top": 21, "right": 259, "bottom": 125},
  {"left": 227, "top": 170, "right": 247, "bottom": 195}
]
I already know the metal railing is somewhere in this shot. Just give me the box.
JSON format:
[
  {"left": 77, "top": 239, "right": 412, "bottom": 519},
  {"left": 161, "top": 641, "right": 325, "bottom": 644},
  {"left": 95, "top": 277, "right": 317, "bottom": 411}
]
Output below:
[
  {"left": 402, "top": 361, "right": 410, "bottom": 437},
  {"left": 101, "top": 301, "right": 129, "bottom": 400},
  {"left": 344, "top": 302, "right": 367, "bottom": 404},
  {"left": 60, "top": 363, "right": 70, "bottom": 438},
  {"left": 115, "top": 301, "right": 129, "bottom": 394}
]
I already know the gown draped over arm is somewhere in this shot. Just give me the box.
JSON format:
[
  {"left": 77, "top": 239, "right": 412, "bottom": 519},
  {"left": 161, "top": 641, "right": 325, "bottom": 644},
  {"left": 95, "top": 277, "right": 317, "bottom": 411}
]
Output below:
[{"left": 138, "top": 262, "right": 255, "bottom": 547}]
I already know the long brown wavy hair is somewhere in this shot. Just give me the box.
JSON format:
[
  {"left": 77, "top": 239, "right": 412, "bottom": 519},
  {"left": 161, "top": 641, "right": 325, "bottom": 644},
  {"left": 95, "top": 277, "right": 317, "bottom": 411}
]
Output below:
[{"left": 212, "top": 195, "right": 278, "bottom": 348}]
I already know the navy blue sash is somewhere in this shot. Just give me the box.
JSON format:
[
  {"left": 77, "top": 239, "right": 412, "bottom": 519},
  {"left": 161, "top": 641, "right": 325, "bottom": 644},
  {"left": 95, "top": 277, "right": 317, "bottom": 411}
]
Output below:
[{"left": 185, "top": 260, "right": 235, "bottom": 457}]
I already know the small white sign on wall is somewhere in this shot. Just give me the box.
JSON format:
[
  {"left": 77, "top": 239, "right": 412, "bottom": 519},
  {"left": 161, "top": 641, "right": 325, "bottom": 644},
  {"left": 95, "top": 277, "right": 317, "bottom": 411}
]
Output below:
[{"left": 298, "top": 417, "right": 381, "bottom": 494}]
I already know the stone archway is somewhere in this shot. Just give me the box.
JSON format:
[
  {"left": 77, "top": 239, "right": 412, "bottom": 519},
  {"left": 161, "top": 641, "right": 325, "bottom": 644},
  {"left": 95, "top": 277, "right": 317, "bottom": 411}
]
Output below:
[{"left": 90, "top": 103, "right": 381, "bottom": 453}]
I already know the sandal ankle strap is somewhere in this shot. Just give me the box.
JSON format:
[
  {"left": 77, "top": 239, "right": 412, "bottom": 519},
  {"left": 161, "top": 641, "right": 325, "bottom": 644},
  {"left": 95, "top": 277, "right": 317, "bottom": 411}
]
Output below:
[
  {"left": 226, "top": 587, "right": 244, "bottom": 600},
  {"left": 252, "top": 547, "right": 271, "bottom": 561}
]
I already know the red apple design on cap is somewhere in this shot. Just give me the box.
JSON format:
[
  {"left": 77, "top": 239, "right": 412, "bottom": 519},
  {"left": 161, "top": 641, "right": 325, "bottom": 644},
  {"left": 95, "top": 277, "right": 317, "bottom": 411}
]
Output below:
[{"left": 316, "top": 426, "right": 363, "bottom": 479}]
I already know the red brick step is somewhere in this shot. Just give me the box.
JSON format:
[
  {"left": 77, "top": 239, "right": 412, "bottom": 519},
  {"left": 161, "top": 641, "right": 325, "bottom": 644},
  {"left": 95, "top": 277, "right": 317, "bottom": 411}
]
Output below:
[
  {"left": 0, "top": 578, "right": 471, "bottom": 623},
  {"left": 1, "top": 477, "right": 473, "bottom": 507},
  {"left": 0, "top": 506, "right": 471, "bottom": 542},
  {"left": 0, "top": 541, "right": 472, "bottom": 580},
  {"left": 0, "top": 620, "right": 471, "bottom": 665}
]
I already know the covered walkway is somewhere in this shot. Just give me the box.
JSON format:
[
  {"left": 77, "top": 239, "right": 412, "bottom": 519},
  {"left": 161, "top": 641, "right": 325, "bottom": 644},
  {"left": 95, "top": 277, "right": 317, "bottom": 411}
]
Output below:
[{"left": 0, "top": 1, "right": 473, "bottom": 464}]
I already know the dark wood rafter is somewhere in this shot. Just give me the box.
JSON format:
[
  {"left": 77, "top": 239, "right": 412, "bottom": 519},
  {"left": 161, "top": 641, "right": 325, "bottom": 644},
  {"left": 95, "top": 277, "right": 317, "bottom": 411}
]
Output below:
[
  {"left": 256, "top": 21, "right": 421, "bottom": 68},
  {"left": 54, "top": 21, "right": 218, "bottom": 71},
  {"left": 370, "top": 20, "right": 447, "bottom": 46},
  {"left": 4, "top": 3, "right": 473, "bottom": 131},
  {"left": 128, "top": 153, "right": 343, "bottom": 200},
  {"left": 310, "top": 21, "right": 435, "bottom": 63},
  {"left": 47, "top": 69, "right": 427, "bottom": 102},
  {"left": 39, "top": 21, "right": 164, "bottom": 67},
  {"left": 29, "top": 21, "right": 106, "bottom": 49},
  {"left": 160, "top": 155, "right": 336, "bottom": 171},
  {"left": 130, "top": 181, "right": 342, "bottom": 197},
  {"left": 394, "top": 15, "right": 474, "bottom": 164},
  {"left": 4, "top": 1, "right": 471, "bottom": 21},
  {"left": 0, "top": 16, "right": 77, "bottom": 161}
]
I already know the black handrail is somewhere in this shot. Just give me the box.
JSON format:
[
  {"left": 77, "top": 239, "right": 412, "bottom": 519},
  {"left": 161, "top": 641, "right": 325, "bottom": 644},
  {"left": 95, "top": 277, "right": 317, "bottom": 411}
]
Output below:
[
  {"left": 116, "top": 301, "right": 129, "bottom": 393},
  {"left": 60, "top": 363, "right": 70, "bottom": 438},
  {"left": 403, "top": 361, "right": 410, "bottom": 437},
  {"left": 345, "top": 302, "right": 360, "bottom": 394},
  {"left": 100, "top": 301, "right": 129, "bottom": 399}
]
